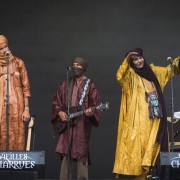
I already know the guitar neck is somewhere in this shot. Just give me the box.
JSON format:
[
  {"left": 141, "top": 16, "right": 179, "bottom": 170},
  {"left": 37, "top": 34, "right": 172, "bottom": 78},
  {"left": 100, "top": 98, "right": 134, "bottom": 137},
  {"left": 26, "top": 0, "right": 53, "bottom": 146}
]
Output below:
[
  {"left": 69, "top": 106, "right": 96, "bottom": 119},
  {"left": 26, "top": 116, "right": 35, "bottom": 151},
  {"left": 26, "top": 128, "right": 32, "bottom": 151},
  {"left": 69, "top": 110, "right": 84, "bottom": 119}
]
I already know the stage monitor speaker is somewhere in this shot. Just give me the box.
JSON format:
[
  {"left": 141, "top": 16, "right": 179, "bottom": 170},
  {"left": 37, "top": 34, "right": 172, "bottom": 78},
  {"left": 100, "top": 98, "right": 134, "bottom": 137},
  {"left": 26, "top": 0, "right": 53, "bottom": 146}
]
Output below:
[
  {"left": 0, "top": 170, "right": 37, "bottom": 180},
  {"left": 0, "top": 151, "right": 45, "bottom": 179},
  {"left": 160, "top": 152, "right": 180, "bottom": 180}
]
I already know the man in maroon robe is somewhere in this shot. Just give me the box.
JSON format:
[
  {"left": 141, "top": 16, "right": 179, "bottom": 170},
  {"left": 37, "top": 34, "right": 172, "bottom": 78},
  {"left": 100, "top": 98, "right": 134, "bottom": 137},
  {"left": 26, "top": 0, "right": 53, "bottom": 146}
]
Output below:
[{"left": 51, "top": 57, "right": 101, "bottom": 180}]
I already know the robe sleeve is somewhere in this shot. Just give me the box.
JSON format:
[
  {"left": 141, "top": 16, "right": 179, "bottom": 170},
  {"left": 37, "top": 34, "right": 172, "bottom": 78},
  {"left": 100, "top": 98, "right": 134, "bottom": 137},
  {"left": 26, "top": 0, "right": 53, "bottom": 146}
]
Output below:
[
  {"left": 171, "top": 56, "right": 180, "bottom": 75},
  {"left": 151, "top": 56, "right": 180, "bottom": 89},
  {"left": 51, "top": 81, "right": 67, "bottom": 132},
  {"left": 116, "top": 58, "right": 134, "bottom": 86},
  {"left": 116, "top": 58, "right": 136, "bottom": 96},
  {"left": 51, "top": 82, "right": 65, "bottom": 121},
  {"left": 16, "top": 58, "right": 31, "bottom": 97},
  {"left": 87, "top": 81, "right": 101, "bottom": 127},
  {"left": 116, "top": 59, "right": 129, "bottom": 83}
]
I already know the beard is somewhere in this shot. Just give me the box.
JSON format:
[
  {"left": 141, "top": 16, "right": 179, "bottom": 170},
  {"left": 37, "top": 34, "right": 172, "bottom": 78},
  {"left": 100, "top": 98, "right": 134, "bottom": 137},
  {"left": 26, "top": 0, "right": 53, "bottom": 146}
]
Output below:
[{"left": 72, "top": 67, "right": 85, "bottom": 78}]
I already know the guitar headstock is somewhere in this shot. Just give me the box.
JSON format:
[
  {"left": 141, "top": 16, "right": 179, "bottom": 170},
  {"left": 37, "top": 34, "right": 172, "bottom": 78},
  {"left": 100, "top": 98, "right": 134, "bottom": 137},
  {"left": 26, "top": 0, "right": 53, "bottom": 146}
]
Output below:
[
  {"left": 96, "top": 102, "right": 109, "bottom": 111},
  {"left": 28, "top": 116, "right": 35, "bottom": 128}
]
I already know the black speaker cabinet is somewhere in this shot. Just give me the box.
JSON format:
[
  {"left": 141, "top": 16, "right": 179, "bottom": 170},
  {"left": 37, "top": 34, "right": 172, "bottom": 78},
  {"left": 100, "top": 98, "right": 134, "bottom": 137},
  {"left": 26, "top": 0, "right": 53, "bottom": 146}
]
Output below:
[
  {"left": 160, "top": 152, "right": 180, "bottom": 180},
  {"left": 0, "top": 170, "right": 37, "bottom": 180}
]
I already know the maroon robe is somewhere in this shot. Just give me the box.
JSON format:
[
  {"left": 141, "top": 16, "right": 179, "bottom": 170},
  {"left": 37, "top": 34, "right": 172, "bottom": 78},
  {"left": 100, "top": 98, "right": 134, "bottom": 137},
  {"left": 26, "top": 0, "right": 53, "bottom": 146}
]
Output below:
[{"left": 51, "top": 77, "right": 101, "bottom": 165}]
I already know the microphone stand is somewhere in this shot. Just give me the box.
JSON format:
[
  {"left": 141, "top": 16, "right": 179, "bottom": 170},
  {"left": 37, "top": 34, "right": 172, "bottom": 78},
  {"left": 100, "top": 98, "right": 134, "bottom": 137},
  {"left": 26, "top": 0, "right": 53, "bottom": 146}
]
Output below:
[
  {"left": 5, "top": 53, "right": 10, "bottom": 150},
  {"left": 66, "top": 67, "right": 71, "bottom": 180},
  {"left": 169, "top": 60, "right": 175, "bottom": 151}
]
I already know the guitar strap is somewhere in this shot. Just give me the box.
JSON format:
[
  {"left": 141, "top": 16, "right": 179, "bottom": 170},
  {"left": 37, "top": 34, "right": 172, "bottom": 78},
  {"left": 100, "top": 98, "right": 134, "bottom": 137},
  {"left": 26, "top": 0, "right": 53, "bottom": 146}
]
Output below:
[
  {"left": 78, "top": 79, "right": 90, "bottom": 110},
  {"left": 66, "top": 78, "right": 90, "bottom": 111}
]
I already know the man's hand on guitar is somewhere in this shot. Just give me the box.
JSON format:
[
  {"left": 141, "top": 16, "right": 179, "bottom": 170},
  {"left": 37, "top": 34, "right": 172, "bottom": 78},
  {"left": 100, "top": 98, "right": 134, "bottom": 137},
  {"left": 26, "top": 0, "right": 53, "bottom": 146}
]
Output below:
[
  {"left": 85, "top": 108, "right": 94, "bottom": 117},
  {"left": 58, "top": 111, "right": 68, "bottom": 121}
]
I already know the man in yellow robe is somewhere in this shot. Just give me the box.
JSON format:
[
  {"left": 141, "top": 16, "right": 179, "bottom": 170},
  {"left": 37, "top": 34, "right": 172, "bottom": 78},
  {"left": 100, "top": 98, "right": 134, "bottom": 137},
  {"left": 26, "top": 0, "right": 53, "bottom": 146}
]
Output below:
[{"left": 113, "top": 48, "right": 180, "bottom": 179}]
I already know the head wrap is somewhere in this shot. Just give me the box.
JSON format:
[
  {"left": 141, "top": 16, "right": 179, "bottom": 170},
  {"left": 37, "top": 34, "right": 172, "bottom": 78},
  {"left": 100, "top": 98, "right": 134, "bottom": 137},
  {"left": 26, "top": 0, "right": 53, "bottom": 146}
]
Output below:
[
  {"left": 128, "top": 48, "right": 168, "bottom": 151},
  {"left": 0, "top": 35, "right": 8, "bottom": 45},
  {"left": 72, "top": 57, "right": 88, "bottom": 71},
  {"left": 0, "top": 35, "right": 14, "bottom": 65},
  {"left": 125, "top": 47, "right": 143, "bottom": 62}
]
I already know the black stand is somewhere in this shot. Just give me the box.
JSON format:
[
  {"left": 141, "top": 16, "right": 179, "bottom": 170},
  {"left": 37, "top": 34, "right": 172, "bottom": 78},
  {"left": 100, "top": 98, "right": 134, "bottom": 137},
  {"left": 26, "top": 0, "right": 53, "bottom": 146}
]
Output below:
[
  {"left": 169, "top": 60, "right": 175, "bottom": 151},
  {"left": 66, "top": 66, "right": 72, "bottom": 180},
  {"left": 5, "top": 53, "right": 10, "bottom": 150}
]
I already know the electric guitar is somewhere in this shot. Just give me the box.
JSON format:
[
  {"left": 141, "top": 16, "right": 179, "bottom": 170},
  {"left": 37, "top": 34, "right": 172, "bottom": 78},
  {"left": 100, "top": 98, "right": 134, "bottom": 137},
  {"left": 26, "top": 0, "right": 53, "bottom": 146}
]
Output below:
[
  {"left": 55, "top": 102, "right": 109, "bottom": 134},
  {"left": 26, "top": 116, "right": 35, "bottom": 151}
]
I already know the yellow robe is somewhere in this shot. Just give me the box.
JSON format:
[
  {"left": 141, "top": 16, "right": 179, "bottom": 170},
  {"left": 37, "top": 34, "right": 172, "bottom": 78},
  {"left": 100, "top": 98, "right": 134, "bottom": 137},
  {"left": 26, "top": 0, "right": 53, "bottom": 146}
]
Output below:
[{"left": 113, "top": 57, "right": 180, "bottom": 176}]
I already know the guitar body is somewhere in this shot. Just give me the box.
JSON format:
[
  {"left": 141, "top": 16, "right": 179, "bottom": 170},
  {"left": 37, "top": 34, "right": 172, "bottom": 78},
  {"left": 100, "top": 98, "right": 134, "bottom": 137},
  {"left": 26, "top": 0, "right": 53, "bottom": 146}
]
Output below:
[
  {"left": 52, "top": 116, "right": 76, "bottom": 134},
  {"left": 52, "top": 102, "right": 109, "bottom": 134}
]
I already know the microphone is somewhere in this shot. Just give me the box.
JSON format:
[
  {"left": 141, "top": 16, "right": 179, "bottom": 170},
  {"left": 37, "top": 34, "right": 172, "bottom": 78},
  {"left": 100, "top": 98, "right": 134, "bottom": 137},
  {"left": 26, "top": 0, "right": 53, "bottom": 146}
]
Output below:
[
  {"left": 167, "top": 57, "right": 172, "bottom": 63},
  {"left": 66, "top": 66, "right": 71, "bottom": 71}
]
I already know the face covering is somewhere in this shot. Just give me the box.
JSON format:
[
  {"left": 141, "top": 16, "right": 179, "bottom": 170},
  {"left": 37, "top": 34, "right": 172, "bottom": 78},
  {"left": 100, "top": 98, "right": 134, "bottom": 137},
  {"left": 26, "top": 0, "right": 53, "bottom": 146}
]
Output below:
[{"left": 72, "top": 67, "right": 85, "bottom": 78}]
